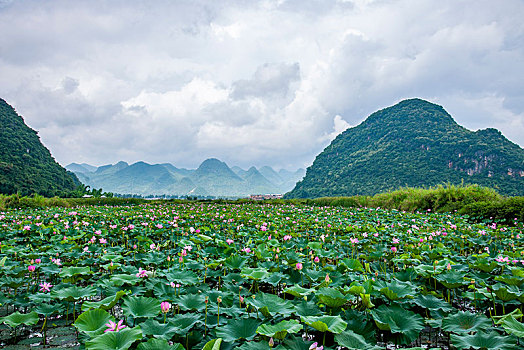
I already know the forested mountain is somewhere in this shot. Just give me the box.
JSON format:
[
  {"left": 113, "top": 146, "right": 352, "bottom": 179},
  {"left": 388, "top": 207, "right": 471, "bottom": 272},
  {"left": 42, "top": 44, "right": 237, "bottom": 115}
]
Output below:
[
  {"left": 287, "top": 98, "right": 524, "bottom": 198},
  {"left": 67, "top": 158, "right": 304, "bottom": 197},
  {"left": 0, "top": 98, "right": 79, "bottom": 196}
]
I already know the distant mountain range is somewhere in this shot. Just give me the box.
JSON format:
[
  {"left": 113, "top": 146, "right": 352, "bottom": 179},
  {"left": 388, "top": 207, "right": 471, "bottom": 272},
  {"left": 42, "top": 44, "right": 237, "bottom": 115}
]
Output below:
[
  {"left": 0, "top": 98, "right": 79, "bottom": 196},
  {"left": 287, "top": 98, "right": 524, "bottom": 198},
  {"left": 67, "top": 158, "right": 305, "bottom": 197}
]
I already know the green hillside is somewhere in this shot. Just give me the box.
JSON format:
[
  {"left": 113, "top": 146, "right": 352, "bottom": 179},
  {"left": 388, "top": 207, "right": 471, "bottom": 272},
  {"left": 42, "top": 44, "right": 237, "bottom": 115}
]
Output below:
[
  {"left": 0, "top": 98, "right": 79, "bottom": 196},
  {"left": 287, "top": 98, "right": 524, "bottom": 198}
]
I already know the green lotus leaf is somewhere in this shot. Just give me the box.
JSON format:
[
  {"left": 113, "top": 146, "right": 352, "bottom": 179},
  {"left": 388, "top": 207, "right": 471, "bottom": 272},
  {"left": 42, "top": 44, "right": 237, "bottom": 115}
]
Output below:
[
  {"left": 82, "top": 290, "right": 130, "bottom": 311},
  {"left": 169, "top": 313, "right": 200, "bottom": 334},
  {"left": 139, "top": 319, "right": 178, "bottom": 340},
  {"left": 436, "top": 271, "right": 467, "bottom": 289},
  {"left": 492, "top": 283, "right": 519, "bottom": 302},
  {"left": 370, "top": 305, "right": 424, "bottom": 344},
  {"left": 492, "top": 309, "right": 524, "bottom": 325},
  {"left": 414, "top": 264, "right": 444, "bottom": 278},
  {"left": 215, "top": 318, "right": 260, "bottom": 342},
  {"left": 122, "top": 296, "right": 161, "bottom": 318},
  {"left": 256, "top": 319, "right": 302, "bottom": 340},
  {"left": 472, "top": 258, "right": 498, "bottom": 273},
  {"left": 335, "top": 329, "right": 381, "bottom": 350},
  {"left": 301, "top": 315, "right": 347, "bottom": 334},
  {"left": 247, "top": 292, "right": 295, "bottom": 317},
  {"left": 202, "top": 338, "right": 222, "bottom": 350},
  {"left": 74, "top": 309, "right": 114, "bottom": 337},
  {"left": 137, "top": 338, "right": 184, "bottom": 350},
  {"left": 35, "top": 302, "right": 64, "bottom": 317},
  {"left": 377, "top": 279, "right": 416, "bottom": 300},
  {"left": 60, "top": 266, "right": 92, "bottom": 278},
  {"left": 224, "top": 255, "right": 247, "bottom": 270},
  {"left": 340, "top": 258, "right": 364, "bottom": 272},
  {"left": 413, "top": 294, "right": 453, "bottom": 312},
  {"left": 262, "top": 272, "right": 284, "bottom": 286},
  {"left": 241, "top": 267, "right": 269, "bottom": 281},
  {"left": 450, "top": 331, "right": 516, "bottom": 350},
  {"left": 176, "top": 293, "right": 206, "bottom": 312},
  {"left": 343, "top": 309, "right": 376, "bottom": 343},
  {"left": 500, "top": 316, "right": 524, "bottom": 338},
  {"left": 109, "top": 274, "right": 141, "bottom": 287},
  {"left": 0, "top": 311, "right": 39, "bottom": 328},
  {"left": 236, "top": 341, "right": 270, "bottom": 350},
  {"left": 85, "top": 326, "right": 142, "bottom": 350},
  {"left": 165, "top": 269, "right": 200, "bottom": 286},
  {"left": 284, "top": 285, "right": 314, "bottom": 298},
  {"left": 442, "top": 311, "right": 492, "bottom": 334},
  {"left": 494, "top": 275, "right": 524, "bottom": 286},
  {"left": 316, "top": 287, "right": 350, "bottom": 308},
  {"left": 294, "top": 299, "right": 322, "bottom": 317},
  {"left": 52, "top": 285, "right": 97, "bottom": 301}
]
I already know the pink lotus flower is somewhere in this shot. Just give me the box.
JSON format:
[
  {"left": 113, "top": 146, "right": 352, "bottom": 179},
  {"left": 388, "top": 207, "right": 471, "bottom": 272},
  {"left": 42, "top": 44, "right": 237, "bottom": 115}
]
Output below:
[
  {"left": 309, "top": 342, "right": 323, "bottom": 350},
  {"left": 161, "top": 301, "right": 171, "bottom": 313},
  {"left": 99, "top": 238, "right": 107, "bottom": 244},
  {"left": 296, "top": 262, "right": 303, "bottom": 270},
  {"left": 226, "top": 239, "right": 234, "bottom": 245},
  {"left": 28, "top": 265, "right": 36, "bottom": 272},
  {"left": 391, "top": 246, "right": 397, "bottom": 253},
  {"left": 136, "top": 268, "right": 149, "bottom": 278},
  {"left": 105, "top": 319, "right": 126, "bottom": 332},
  {"left": 39, "top": 282, "right": 53, "bottom": 292},
  {"left": 241, "top": 247, "right": 251, "bottom": 253},
  {"left": 35, "top": 258, "right": 41, "bottom": 264},
  {"left": 314, "top": 256, "right": 320, "bottom": 263}
]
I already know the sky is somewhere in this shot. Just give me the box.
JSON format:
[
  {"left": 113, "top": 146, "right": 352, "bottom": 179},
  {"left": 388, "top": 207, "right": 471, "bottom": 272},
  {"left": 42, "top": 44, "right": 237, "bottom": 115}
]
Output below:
[{"left": 1, "top": 0, "right": 523, "bottom": 170}]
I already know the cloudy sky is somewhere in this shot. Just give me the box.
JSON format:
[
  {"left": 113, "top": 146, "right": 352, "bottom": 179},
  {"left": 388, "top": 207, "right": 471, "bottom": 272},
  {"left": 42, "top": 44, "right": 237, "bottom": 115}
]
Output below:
[{"left": 1, "top": 0, "right": 523, "bottom": 170}]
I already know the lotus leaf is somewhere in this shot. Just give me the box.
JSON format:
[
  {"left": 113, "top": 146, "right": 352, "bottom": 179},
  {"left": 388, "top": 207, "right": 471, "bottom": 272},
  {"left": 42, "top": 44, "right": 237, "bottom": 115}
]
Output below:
[
  {"left": 315, "top": 287, "right": 351, "bottom": 308},
  {"left": 202, "top": 338, "right": 222, "bottom": 350},
  {"left": 450, "top": 331, "right": 516, "bottom": 350},
  {"left": 335, "top": 329, "right": 381, "bottom": 350},
  {"left": 247, "top": 292, "right": 295, "bottom": 317},
  {"left": 0, "top": 311, "right": 39, "bottom": 328},
  {"left": 177, "top": 293, "right": 206, "bottom": 312},
  {"left": 85, "top": 326, "right": 142, "bottom": 350},
  {"left": 256, "top": 319, "right": 302, "bottom": 340},
  {"left": 284, "top": 285, "right": 314, "bottom": 298},
  {"left": 413, "top": 294, "right": 453, "bottom": 312},
  {"left": 82, "top": 290, "right": 129, "bottom": 311},
  {"left": 74, "top": 309, "right": 114, "bottom": 337},
  {"left": 501, "top": 316, "right": 524, "bottom": 338},
  {"left": 137, "top": 338, "right": 185, "bottom": 350},
  {"left": 300, "top": 315, "right": 347, "bottom": 334},
  {"left": 122, "top": 296, "right": 161, "bottom": 318},
  {"left": 442, "top": 311, "right": 492, "bottom": 334},
  {"left": 139, "top": 319, "right": 178, "bottom": 340},
  {"left": 60, "top": 266, "right": 92, "bottom": 278},
  {"left": 52, "top": 285, "right": 97, "bottom": 301},
  {"left": 370, "top": 305, "right": 424, "bottom": 344},
  {"left": 215, "top": 318, "right": 260, "bottom": 342}
]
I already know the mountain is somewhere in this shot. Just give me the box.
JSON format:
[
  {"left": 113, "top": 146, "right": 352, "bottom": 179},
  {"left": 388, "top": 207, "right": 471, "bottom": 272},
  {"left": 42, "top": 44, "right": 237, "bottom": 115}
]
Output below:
[
  {"left": 70, "top": 158, "right": 304, "bottom": 197},
  {"left": 287, "top": 98, "right": 524, "bottom": 198},
  {"left": 0, "top": 98, "right": 79, "bottom": 196},
  {"left": 66, "top": 162, "right": 97, "bottom": 173}
]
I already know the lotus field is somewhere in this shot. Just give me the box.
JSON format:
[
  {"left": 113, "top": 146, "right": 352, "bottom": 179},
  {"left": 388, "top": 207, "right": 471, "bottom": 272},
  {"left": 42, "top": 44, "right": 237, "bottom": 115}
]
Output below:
[{"left": 1, "top": 203, "right": 524, "bottom": 350}]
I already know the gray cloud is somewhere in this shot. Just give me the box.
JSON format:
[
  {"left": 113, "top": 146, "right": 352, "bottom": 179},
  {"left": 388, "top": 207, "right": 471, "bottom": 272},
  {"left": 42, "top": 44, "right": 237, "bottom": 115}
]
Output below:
[{"left": 0, "top": 0, "right": 523, "bottom": 170}]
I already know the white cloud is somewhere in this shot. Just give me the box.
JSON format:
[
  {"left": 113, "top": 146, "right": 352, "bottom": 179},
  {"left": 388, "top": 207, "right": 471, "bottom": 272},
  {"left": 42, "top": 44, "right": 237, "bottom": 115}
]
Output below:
[{"left": 0, "top": 0, "right": 522, "bottom": 170}]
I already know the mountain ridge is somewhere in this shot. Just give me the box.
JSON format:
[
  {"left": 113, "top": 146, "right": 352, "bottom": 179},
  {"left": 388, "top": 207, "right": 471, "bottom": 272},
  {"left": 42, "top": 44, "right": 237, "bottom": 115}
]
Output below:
[
  {"left": 66, "top": 159, "right": 304, "bottom": 197},
  {"left": 0, "top": 98, "right": 80, "bottom": 196},
  {"left": 286, "top": 98, "right": 524, "bottom": 198}
]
